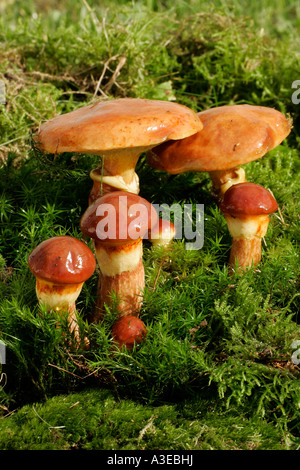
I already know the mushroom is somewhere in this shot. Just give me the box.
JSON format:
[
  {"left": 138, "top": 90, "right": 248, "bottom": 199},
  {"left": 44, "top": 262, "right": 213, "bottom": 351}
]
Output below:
[
  {"left": 111, "top": 315, "right": 147, "bottom": 350},
  {"left": 80, "top": 191, "right": 158, "bottom": 320},
  {"left": 219, "top": 182, "right": 278, "bottom": 271},
  {"left": 35, "top": 98, "right": 203, "bottom": 204},
  {"left": 28, "top": 236, "right": 96, "bottom": 345},
  {"left": 146, "top": 104, "right": 291, "bottom": 201},
  {"left": 148, "top": 218, "right": 176, "bottom": 247}
]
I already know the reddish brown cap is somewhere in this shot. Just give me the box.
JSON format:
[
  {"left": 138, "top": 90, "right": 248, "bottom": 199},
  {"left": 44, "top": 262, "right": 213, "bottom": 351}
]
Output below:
[
  {"left": 112, "top": 315, "right": 147, "bottom": 349},
  {"left": 35, "top": 98, "right": 202, "bottom": 154},
  {"left": 149, "top": 218, "right": 176, "bottom": 242},
  {"left": 146, "top": 104, "right": 291, "bottom": 174},
  {"left": 28, "top": 236, "right": 96, "bottom": 284},
  {"left": 80, "top": 191, "right": 158, "bottom": 245},
  {"left": 220, "top": 182, "right": 278, "bottom": 216}
]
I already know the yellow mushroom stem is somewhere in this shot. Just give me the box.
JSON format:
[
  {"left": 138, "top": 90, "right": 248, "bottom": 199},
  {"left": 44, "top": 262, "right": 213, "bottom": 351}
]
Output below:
[
  {"left": 35, "top": 277, "right": 88, "bottom": 346},
  {"left": 89, "top": 147, "right": 157, "bottom": 203},
  {"left": 93, "top": 239, "right": 145, "bottom": 320},
  {"left": 209, "top": 167, "right": 246, "bottom": 201},
  {"left": 224, "top": 213, "right": 270, "bottom": 270}
]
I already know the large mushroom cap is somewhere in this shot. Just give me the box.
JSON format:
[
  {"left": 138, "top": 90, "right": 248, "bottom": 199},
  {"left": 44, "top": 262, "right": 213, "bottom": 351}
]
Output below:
[
  {"left": 146, "top": 104, "right": 291, "bottom": 174},
  {"left": 35, "top": 98, "right": 202, "bottom": 155},
  {"left": 220, "top": 182, "right": 278, "bottom": 216},
  {"left": 80, "top": 191, "right": 158, "bottom": 245},
  {"left": 28, "top": 236, "right": 96, "bottom": 284}
]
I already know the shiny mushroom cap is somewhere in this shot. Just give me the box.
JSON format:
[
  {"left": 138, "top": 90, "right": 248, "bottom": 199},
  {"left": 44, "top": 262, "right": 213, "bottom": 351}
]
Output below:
[
  {"left": 80, "top": 191, "right": 158, "bottom": 245},
  {"left": 149, "top": 218, "right": 176, "bottom": 244},
  {"left": 35, "top": 98, "right": 202, "bottom": 155},
  {"left": 28, "top": 236, "right": 96, "bottom": 284},
  {"left": 220, "top": 182, "right": 278, "bottom": 217},
  {"left": 112, "top": 315, "right": 147, "bottom": 349},
  {"left": 146, "top": 104, "right": 291, "bottom": 174}
]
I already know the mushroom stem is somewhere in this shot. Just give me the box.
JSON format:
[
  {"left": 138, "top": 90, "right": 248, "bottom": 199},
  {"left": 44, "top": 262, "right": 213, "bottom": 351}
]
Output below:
[
  {"left": 89, "top": 168, "right": 139, "bottom": 203},
  {"left": 99, "top": 150, "right": 141, "bottom": 182},
  {"left": 93, "top": 239, "right": 144, "bottom": 320},
  {"left": 224, "top": 213, "right": 270, "bottom": 271},
  {"left": 28, "top": 236, "right": 95, "bottom": 348},
  {"left": 35, "top": 277, "right": 85, "bottom": 344},
  {"left": 89, "top": 147, "right": 154, "bottom": 203},
  {"left": 228, "top": 236, "right": 263, "bottom": 269},
  {"left": 80, "top": 191, "right": 157, "bottom": 321},
  {"left": 209, "top": 167, "right": 246, "bottom": 201},
  {"left": 220, "top": 183, "right": 278, "bottom": 273}
]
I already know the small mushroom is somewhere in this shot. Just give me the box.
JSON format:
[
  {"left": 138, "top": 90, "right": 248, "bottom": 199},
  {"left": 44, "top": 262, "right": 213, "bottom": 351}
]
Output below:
[
  {"left": 149, "top": 218, "right": 176, "bottom": 247},
  {"left": 28, "top": 236, "right": 96, "bottom": 345},
  {"left": 80, "top": 191, "right": 158, "bottom": 320},
  {"left": 146, "top": 104, "right": 291, "bottom": 201},
  {"left": 111, "top": 315, "right": 147, "bottom": 350},
  {"left": 219, "top": 182, "right": 278, "bottom": 271},
  {"left": 35, "top": 98, "right": 202, "bottom": 203}
]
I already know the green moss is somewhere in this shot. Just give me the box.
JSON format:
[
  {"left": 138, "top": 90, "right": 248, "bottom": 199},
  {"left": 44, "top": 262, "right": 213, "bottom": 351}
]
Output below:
[
  {"left": 0, "top": 0, "right": 299, "bottom": 451},
  {"left": 0, "top": 389, "right": 292, "bottom": 450}
]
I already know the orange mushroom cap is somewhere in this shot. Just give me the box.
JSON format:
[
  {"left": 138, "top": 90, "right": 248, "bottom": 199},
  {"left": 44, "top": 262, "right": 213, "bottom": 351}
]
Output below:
[
  {"left": 146, "top": 104, "right": 291, "bottom": 174},
  {"left": 35, "top": 98, "right": 202, "bottom": 155}
]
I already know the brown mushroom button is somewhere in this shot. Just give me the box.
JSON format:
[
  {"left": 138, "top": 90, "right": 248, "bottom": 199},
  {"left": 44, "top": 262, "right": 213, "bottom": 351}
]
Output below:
[
  {"left": 28, "top": 236, "right": 96, "bottom": 284},
  {"left": 112, "top": 315, "right": 147, "bottom": 350},
  {"left": 149, "top": 218, "right": 176, "bottom": 246},
  {"left": 35, "top": 98, "right": 203, "bottom": 201},
  {"left": 28, "top": 236, "right": 96, "bottom": 347},
  {"left": 219, "top": 183, "right": 278, "bottom": 271},
  {"left": 220, "top": 182, "right": 279, "bottom": 216}
]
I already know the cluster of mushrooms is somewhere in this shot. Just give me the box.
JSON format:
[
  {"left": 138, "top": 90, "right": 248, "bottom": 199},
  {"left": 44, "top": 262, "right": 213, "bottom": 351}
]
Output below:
[{"left": 28, "top": 98, "right": 291, "bottom": 349}]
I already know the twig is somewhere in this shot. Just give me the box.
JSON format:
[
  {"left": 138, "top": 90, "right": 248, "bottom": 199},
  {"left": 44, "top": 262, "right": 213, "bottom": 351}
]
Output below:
[
  {"left": 138, "top": 415, "right": 157, "bottom": 441},
  {"left": 93, "top": 55, "right": 126, "bottom": 98},
  {"left": 93, "top": 56, "right": 117, "bottom": 98},
  {"left": 81, "top": 0, "right": 102, "bottom": 34},
  {"left": 152, "top": 256, "right": 166, "bottom": 291},
  {"left": 268, "top": 188, "right": 287, "bottom": 226},
  {"left": 32, "top": 406, "right": 66, "bottom": 430},
  {"left": 103, "top": 55, "right": 127, "bottom": 93},
  {"left": 69, "top": 401, "right": 80, "bottom": 409},
  {"left": 48, "top": 363, "right": 83, "bottom": 379}
]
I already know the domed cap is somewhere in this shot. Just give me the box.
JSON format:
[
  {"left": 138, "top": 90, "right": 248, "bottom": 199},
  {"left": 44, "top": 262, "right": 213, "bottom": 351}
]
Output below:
[
  {"left": 28, "top": 236, "right": 96, "bottom": 284},
  {"left": 146, "top": 104, "right": 291, "bottom": 174},
  {"left": 149, "top": 218, "right": 176, "bottom": 243},
  {"left": 80, "top": 191, "right": 158, "bottom": 245},
  {"left": 112, "top": 315, "right": 147, "bottom": 349},
  {"left": 35, "top": 98, "right": 202, "bottom": 155},
  {"left": 220, "top": 182, "right": 278, "bottom": 216}
]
